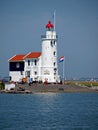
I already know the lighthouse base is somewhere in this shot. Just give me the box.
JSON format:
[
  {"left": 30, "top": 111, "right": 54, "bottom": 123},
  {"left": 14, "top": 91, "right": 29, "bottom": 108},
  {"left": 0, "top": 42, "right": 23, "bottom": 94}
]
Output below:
[{"left": 39, "top": 75, "right": 60, "bottom": 83}]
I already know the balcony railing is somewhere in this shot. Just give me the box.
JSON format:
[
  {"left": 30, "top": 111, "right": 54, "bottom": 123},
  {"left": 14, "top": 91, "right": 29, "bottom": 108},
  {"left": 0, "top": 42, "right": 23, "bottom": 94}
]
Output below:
[{"left": 41, "top": 35, "right": 58, "bottom": 39}]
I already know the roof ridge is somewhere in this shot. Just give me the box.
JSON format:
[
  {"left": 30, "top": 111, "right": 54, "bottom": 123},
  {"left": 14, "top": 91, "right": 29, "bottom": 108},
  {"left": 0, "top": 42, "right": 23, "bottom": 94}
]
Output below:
[
  {"left": 8, "top": 54, "right": 17, "bottom": 61},
  {"left": 24, "top": 52, "right": 41, "bottom": 59},
  {"left": 9, "top": 54, "right": 26, "bottom": 61},
  {"left": 23, "top": 52, "right": 31, "bottom": 59}
]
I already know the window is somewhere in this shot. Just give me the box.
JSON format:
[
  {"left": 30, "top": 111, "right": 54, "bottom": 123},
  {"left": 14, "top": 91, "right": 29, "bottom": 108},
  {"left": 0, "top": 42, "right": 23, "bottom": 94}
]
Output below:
[
  {"left": 34, "top": 71, "right": 37, "bottom": 75},
  {"left": 26, "top": 71, "right": 30, "bottom": 77},
  {"left": 51, "top": 40, "right": 53, "bottom": 47},
  {"left": 16, "top": 62, "right": 20, "bottom": 68},
  {"left": 54, "top": 40, "right": 55, "bottom": 45},
  {"left": 31, "top": 60, "right": 33, "bottom": 66},
  {"left": 21, "top": 71, "right": 23, "bottom": 75},
  {"left": 53, "top": 51, "right": 56, "bottom": 56},
  {"left": 34, "top": 59, "right": 37, "bottom": 66},
  {"left": 51, "top": 40, "right": 56, "bottom": 47},
  {"left": 54, "top": 62, "right": 56, "bottom": 66},
  {"left": 54, "top": 68, "right": 57, "bottom": 72},
  {"left": 51, "top": 40, "right": 52, "bottom": 44},
  {"left": 28, "top": 60, "right": 30, "bottom": 66}
]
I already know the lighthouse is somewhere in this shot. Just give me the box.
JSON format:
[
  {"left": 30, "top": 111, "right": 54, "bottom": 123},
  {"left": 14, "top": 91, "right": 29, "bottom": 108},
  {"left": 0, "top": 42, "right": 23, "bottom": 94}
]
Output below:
[{"left": 41, "top": 21, "right": 59, "bottom": 83}]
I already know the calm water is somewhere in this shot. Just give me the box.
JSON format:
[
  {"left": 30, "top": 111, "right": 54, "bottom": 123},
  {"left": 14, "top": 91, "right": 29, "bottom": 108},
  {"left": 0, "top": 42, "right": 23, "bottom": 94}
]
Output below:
[{"left": 0, "top": 93, "right": 98, "bottom": 130}]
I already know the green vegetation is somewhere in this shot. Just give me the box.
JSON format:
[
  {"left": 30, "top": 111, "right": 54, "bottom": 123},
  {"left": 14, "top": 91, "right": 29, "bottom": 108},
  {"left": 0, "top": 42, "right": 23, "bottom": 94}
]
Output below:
[
  {"left": 65, "top": 81, "right": 98, "bottom": 87},
  {"left": 80, "top": 82, "right": 98, "bottom": 87},
  {"left": 0, "top": 81, "right": 5, "bottom": 90}
]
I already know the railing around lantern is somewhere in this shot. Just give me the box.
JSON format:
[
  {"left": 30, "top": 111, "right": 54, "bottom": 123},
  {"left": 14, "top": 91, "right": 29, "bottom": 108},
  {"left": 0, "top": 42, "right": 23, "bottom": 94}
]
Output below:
[{"left": 41, "top": 35, "right": 58, "bottom": 39}]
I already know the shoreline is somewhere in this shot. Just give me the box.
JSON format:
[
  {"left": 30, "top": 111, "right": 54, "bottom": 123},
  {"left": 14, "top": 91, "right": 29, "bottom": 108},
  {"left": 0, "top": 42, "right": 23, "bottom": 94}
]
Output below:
[{"left": 0, "top": 83, "right": 98, "bottom": 94}]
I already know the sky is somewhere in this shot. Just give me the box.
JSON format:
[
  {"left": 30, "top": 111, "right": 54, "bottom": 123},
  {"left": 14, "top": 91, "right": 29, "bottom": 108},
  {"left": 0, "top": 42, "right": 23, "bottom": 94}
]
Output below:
[{"left": 0, "top": 0, "right": 98, "bottom": 79}]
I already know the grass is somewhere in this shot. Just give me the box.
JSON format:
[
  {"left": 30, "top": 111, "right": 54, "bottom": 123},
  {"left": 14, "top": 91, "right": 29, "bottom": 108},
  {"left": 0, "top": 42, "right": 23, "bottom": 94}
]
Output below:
[{"left": 65, "top": 81, "right": 98, "bottom": 87}]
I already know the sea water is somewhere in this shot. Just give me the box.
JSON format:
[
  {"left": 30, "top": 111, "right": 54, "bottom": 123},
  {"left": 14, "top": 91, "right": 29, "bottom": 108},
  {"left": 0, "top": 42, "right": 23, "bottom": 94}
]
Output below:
[{"left": 0, "top": 93, "right": 98, "bottom": 130}]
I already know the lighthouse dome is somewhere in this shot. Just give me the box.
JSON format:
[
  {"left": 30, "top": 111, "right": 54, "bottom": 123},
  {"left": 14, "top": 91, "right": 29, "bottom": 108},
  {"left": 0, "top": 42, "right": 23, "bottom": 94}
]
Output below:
[{"left": 46, "top": 21, "right": 54, "bottom": 29}]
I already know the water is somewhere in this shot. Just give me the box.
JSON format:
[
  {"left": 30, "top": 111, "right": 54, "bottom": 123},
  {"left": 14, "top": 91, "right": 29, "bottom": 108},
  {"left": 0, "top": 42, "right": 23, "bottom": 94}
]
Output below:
[{"left": 0, "top": 93, "right": 98, "bottom": 130}]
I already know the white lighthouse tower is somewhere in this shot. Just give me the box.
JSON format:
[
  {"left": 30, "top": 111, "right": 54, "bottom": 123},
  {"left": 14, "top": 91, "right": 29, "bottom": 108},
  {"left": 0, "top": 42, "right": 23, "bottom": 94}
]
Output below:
[{"left": 41, "top": 21, "right": 59, "bottom": 83}]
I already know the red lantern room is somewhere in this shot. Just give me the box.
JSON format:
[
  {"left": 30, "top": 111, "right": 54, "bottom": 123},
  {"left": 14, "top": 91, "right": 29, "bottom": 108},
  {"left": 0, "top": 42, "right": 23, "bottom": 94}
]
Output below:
[{"left": 46, "top": 21, "right": 54, "bottom": 30}]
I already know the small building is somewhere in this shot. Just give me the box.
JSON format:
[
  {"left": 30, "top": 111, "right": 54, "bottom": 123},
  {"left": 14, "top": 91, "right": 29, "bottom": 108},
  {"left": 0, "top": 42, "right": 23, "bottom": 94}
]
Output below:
[
  {"left": 5, "top": 83, "right": 15, "bottom": 90},
  {"left": 9, "top": 21, "right": 60, "bottom": 83}
]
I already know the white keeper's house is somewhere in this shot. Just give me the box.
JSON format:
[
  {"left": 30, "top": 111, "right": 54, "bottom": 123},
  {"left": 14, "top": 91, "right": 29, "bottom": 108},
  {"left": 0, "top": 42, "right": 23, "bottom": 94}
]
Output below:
[{"left": 9, "top": 21, "right": 60, "bottom": 83}]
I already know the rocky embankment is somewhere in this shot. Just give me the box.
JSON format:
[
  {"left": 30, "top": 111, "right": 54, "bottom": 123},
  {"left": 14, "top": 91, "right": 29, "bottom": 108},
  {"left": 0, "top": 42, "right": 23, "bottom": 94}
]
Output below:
[{"left": 0, "top": 83, "right": 98, "bottom": 94}]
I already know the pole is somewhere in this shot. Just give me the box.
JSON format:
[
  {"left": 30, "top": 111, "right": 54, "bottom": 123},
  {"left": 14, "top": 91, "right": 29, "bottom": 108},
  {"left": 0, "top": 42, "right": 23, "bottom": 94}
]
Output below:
[
  {"left": 53, "top": 10, "right": 56, "bottom": 31},
  {"left": 62, "top": 57, "right": 65, "bottom": 84}
]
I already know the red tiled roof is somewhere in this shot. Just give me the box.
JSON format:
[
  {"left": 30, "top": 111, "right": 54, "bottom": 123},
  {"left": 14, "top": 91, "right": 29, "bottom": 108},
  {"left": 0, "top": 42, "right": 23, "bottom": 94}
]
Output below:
[
  {"left": 9, "top": 54, "right": 26, "bottom": 61},
  {"left": 23, "top": 52, "right": 41, "bottom": 59},
  {"left": 9, "top": 52, "right": 41, "bottom": 61}
]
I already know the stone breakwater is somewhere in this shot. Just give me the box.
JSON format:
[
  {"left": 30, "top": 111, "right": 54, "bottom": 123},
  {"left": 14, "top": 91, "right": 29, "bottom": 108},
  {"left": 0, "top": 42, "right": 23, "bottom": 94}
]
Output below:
[{"left": 0, "top": 83, "right": 98, "bottom": 94}]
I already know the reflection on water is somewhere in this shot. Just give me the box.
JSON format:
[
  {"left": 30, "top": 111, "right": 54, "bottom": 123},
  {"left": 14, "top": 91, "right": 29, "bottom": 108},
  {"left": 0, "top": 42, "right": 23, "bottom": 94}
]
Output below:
[{"left": 0, "top": 93, "right": 98, "bottom": 130}]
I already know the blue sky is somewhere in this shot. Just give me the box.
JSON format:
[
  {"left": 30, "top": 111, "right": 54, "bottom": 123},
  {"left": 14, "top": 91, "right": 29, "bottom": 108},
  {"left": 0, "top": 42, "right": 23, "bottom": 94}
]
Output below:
[{"left": 0, "top": 0, "right": 98, "bottom": 79}]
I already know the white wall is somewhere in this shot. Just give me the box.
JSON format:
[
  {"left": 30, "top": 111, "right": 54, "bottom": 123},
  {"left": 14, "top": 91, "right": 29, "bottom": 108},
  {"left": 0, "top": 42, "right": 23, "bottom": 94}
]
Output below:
[
  {"left": 5, "top": 83, "right": 15, "bottom": 90},
  {"left": 9, "top": 71, "right": 24, "bottom": 82},
  {"left": 41, "top": 30, "right": 59, "bottom": 82},
  {"left": 24, "top": 57, "right": 42, "bottom": 81}
]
